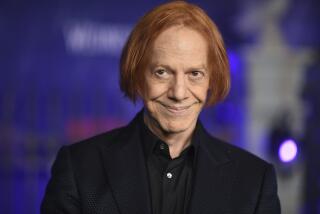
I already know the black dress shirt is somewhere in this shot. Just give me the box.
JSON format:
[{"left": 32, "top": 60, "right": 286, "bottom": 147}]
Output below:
[{"left": 140, "top": 120, "right": 199, "bottom": 214}]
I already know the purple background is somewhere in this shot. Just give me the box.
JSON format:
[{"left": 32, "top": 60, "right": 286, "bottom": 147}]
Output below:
[{"left": 0, "top": 0, "right": 319, "bottom": 213}]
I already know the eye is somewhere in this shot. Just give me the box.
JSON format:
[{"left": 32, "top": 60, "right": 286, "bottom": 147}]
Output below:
[
  {"left": 155, "top": 69, "right": 166, "bottom": 75},
  {"left": 189, "top": 70, "right": 205, "bottom": 80},
  {"left": 154, "top": 68, "right": 170, "bottom": 79},
  {"left": 191, "top": 71, "right": 201, "bottom": 76}
]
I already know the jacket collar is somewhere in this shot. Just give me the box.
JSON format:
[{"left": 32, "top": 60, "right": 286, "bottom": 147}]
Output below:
[
  {"left": 188, "top": 122, "right": 235, "bottom": 214},
  {"left": 99, "top": 111, "right": 152, "bottom": 214},
  {"left": 100, "top": 110, "right": 235, "bottom": 214}
]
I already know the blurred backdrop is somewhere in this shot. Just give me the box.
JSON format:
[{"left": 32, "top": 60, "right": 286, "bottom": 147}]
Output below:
[{"left": 0, "top": 0, "right": 319, "bottom": 213}]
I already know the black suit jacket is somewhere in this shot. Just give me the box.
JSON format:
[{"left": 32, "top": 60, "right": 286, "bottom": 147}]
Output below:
[{"left": 41, "top": 112, "right": 281, "bottom": 214}]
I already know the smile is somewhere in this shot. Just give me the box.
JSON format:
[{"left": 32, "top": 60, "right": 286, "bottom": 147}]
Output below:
[{"left": 159, "top": 102, "right": 194, "bottom": 115}]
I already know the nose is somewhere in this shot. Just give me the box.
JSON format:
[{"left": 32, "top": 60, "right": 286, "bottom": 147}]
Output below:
[{"left": 168, "top": 74, "right": 188, "bottom": 101}]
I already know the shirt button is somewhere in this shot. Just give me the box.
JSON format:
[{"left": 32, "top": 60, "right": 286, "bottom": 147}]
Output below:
[
  {"left": 160, "top": 143, "right": 165, "bottom": 150},
  {"left": 166, "top": 172, "right": 173, "bottom": 179}
]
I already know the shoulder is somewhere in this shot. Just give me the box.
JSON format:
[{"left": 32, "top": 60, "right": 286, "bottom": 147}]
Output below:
[
  {"left": 205, "top": 133, "right": 273, "bottom": 172},
  {"left": 60, "top": 125, "right": 128, "bottom": 162},
  {"left": 223, "top": 138, "right": 269, "bottom": 166},
  {"left": 56, "top": 111, "right": 143, "bottom": 165},
  {"left": 70, "top": 126, "right": 124, "bottom": 148},
  {"left": 197, "top": 121, "right": 271, "bottom": 169}
]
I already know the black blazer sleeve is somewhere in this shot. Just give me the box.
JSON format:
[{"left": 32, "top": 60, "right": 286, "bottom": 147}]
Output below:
[
  {"left": 41, "top": 146, "right": 81, "bottom": 214},
  {"left": 255, "top": 164, "right": 281, "bottom": 214}
]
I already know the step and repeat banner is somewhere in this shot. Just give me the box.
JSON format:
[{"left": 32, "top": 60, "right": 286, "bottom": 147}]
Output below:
[{"left": 0, "top": 0, "right": 319, "bottom": 213}]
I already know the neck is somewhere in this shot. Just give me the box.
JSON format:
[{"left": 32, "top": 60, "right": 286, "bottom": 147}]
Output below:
[{"left": 143, "top": 111, "right": 196, "bottom": 159}]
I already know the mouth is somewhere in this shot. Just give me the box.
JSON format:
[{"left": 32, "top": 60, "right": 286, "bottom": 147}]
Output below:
[{"left": 159, "top": 102, "right": 195, "bottom": 114}]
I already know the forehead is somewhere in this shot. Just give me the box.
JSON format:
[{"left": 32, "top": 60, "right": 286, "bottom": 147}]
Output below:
[{"left": 150, "top": 26, "right": 208, "bottom": 67}]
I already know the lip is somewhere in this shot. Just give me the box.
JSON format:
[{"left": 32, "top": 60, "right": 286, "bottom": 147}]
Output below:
[{"left": 159, "top": 102, "right": 194, "bottom": 115}]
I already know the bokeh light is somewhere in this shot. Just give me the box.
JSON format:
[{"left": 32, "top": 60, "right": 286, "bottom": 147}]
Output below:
[{"left": 278, "top": 139, "right": 298, "bottom": 163}]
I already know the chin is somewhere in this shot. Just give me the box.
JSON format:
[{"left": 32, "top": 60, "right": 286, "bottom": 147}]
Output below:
[
  {"left": 159, "top": 117, "right": 196, "bottom": 134},
  {"left": 145, "top": 102, "right": 202, "bottom": 134}
]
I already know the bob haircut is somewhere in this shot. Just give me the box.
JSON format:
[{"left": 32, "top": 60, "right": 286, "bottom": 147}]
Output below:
[{"left": 120, "top": 1, "right": 230, "bottom": 106}]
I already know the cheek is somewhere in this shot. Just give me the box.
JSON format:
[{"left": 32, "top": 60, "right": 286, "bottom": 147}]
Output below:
[
  {"left": 191, "top": 83, "right": 210, "bottom": 102},
  {"left": 145, "top": 81, "right": 168, "bottom": 99}
]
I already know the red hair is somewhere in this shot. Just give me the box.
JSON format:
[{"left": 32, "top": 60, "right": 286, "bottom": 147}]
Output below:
[{"left": 120, "top": 1, "right": 230, "bottom": 105}]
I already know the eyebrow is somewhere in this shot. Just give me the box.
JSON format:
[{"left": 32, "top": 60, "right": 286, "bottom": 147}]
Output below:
[{"left": 149, "top": 63, "right": 208, "bottom": 72}]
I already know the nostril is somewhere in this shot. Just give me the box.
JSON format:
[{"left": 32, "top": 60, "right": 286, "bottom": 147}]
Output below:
[{"left": 168, "top": 84, "right": 187, "bottom": 101}]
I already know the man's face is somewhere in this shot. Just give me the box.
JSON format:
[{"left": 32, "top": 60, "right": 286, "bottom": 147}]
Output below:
[{"left": 143, "top": 26, "right": 210, "bottom": 134}]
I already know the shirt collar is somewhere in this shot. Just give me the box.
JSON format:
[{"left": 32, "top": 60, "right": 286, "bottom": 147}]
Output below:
[{"left": 139, "top": 110, "right": 200, "bottom": 160}]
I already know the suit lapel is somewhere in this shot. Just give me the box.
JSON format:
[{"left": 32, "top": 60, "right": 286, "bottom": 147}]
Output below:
[
  {"left": 189, "top": 125, "right": 236, "bottom": 214},
  {"left": 100, "top": 114, "right": 152, "bottom": 214},
  {"left": 98, "top": 112, "right": 235, "bottom": 214}
]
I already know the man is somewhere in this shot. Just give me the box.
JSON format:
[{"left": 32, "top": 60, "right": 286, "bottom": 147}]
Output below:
[{"left": 42, "top": 1, "right": 281, "bottom": 213}]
